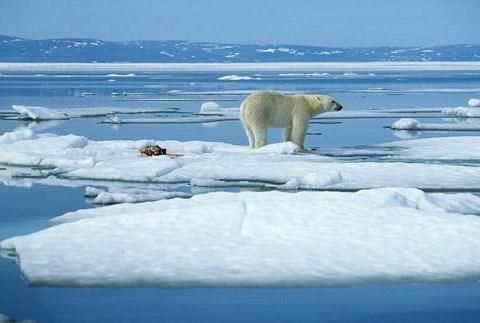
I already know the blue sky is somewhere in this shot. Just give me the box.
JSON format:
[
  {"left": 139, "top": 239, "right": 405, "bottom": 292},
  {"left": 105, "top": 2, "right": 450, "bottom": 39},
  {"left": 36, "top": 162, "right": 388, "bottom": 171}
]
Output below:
[{"left": 0, "top": 0, "right": 478, "bottom": 46}]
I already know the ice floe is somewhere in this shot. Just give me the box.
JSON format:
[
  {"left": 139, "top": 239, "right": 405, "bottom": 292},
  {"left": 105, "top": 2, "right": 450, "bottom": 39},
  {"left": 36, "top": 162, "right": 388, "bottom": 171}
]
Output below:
[
  {"left": 468, "top": 98, "right": 480, "bottom": 107},
  {"left": 1, "top": 131, "right": 480, "bottom": 190},
  {"left": 198, "top": 101, "right": 239, "bottom": 116},
  {"left": 442, "top": 107, "right": 480, "bottom": 117},
  {"left": 84, "top": 186, "right": 191, "bottom": 205},
  {"left": 102, "top": 115, "right": 238, "bottom": 124},
  {"left": 391, "top": 118, "right": 480, "bottom": 131},
  {"left": 217, "top": 74, "right": 260, "bottom": 81},
  {"left": 3, "top": 188, "right": 480, "bottom": 287},
  {"left": 10, "top": 105, "right": 179, "bottom": 120}
]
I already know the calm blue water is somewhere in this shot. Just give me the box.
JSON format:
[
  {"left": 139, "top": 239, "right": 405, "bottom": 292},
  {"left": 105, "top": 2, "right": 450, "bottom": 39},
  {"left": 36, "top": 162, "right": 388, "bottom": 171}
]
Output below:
[{"left": 1, "top": 70, "right": 480, "bottom": 322}]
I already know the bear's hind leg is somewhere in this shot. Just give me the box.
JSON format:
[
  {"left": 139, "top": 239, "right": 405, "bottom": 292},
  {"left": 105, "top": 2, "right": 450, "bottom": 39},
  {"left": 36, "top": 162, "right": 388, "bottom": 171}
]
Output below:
[
  {"left": 252, "top": 126, "right": 267, "bottom": 148},
  {"left": 243, "top": 123, "right": 255, "bottom": 148},
  {"left": 283, "top": 125, "right": 292, "bottom": 142}
]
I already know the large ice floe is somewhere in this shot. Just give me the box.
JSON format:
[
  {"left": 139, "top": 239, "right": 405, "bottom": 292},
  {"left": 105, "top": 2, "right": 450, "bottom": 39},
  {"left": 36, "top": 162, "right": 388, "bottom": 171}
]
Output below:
[
  {"left": 9, "top": 105, "right": 179, "bottom": 120},
  {"left": 1, "top": 129, "right": 480, "bottom": 190},
  {"left": 3, "top": 188, "right": 480, "bottom": 287}
]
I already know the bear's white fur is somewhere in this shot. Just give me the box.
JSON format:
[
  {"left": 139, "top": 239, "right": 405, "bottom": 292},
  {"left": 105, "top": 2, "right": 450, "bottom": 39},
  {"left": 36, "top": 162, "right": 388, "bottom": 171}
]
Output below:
[{"left": 240, "top": 91, "right": 343, "bottom": 150}]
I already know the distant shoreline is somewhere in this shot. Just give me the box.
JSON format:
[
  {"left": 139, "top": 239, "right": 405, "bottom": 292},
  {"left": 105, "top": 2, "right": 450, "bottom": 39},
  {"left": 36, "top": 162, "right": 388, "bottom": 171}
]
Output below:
[{"left": 1, "top": 62, "right": 480, "bottom": 72}]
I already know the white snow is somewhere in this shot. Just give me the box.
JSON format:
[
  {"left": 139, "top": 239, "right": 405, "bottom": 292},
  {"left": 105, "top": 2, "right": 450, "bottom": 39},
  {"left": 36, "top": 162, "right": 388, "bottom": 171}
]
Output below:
[
  {"left": 391, "top": 118, "right": 420, "bottom": 130},
  {"left": 198, "top": 101, "right": 240, "bottom": 116},
  {"left": 3, "top": 188, "right": 480, "bottom": 287},
  {"left": 1, "top": 131, "right": 480, "bottom": 190},
  {"left": 13, "top": 105, "right": 68, "bottom": 120},
  {"left": 102, "top": 115, "right": 237, "bottom": 124},
  {"left": 468, "top": 98, "right": 480, "bottom": 107},
  {"left": 217, "top": 74, "right": 259, "bottom": 81},
  {"left": 278, "top": 72, "right": 330, "bottom": 77},
  {"left": 10, "top": 105, "right": 178, "bottom": 120},
  {"left": 84, "top": 186, "right": 191, "bottom": 204},
  {"left": 105, "top": 73, "right": 136, "bottom": 77},
  {"left": 0, "top": 128, "right": 37, "bottom": 144},
  {"left": 441, "top": 107, "right": 480, "bottom": 117},
  {"left": 392, "top": 118, "right": 480, "bottom": 131},
  {"left": 279, "top": 170, "right": 343, "bottom": 190}
]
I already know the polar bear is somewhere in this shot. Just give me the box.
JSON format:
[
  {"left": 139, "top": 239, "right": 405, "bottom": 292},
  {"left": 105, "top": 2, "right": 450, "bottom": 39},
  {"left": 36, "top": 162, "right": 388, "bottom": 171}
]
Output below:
[{"left": 240, "top": 91, "right": 343, "bottom": 150}]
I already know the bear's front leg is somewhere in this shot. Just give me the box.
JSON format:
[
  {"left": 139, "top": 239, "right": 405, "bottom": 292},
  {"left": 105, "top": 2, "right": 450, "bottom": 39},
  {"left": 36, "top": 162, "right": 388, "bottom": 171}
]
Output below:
[{"left": 291, "top": 114, "right": 309, "bottom": 151}]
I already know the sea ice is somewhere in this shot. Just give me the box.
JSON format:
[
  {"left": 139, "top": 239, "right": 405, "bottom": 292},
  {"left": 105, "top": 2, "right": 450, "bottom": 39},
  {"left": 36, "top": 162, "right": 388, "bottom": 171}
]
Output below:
[
  {"left": 3, "top": 188, "right": 480, "bottom": 287},
  {"left": 1, "top": 130, "right": 480, "bottom": 190},
  {"left": 442, "top": 107, "right": 480, "bottom": 117},
  {"left": 11, "top": 105, "right": 179, "bottom": 120},
  {"left": 391, "top": 118, "right": 480, "bottom": 131},
  {"left": 468, "top": 98, "right": 480, "bottom": 107},
  {"left": 84, "top": 186, "right": 191, "bottom": 204},
  {"left": 217, "top": 74, "right": 259, "bottom": 81},
  {"left": 198, "top": 101, "right": 239, "bottom": 116}
]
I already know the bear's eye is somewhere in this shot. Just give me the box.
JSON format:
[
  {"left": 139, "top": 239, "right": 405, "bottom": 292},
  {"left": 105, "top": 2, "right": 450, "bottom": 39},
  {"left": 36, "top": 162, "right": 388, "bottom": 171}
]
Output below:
[
  {"left": 316, "top": 96, "right": 321, "bottom": 101},
  {"left": 331, "top": 100, "right": 335, "bottom": 104}
]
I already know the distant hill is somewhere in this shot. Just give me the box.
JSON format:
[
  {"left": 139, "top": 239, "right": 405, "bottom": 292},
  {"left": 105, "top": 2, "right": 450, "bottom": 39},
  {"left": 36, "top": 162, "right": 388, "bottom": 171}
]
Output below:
[{"left": 1, "top": 35, "right": 479, "bottom": 62}]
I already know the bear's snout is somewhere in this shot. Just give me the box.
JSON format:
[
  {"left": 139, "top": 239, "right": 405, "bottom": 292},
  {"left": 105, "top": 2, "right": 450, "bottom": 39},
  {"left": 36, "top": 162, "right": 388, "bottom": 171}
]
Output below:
[{"left": 335, "top": 104, "right": 343, "bottom": 111}]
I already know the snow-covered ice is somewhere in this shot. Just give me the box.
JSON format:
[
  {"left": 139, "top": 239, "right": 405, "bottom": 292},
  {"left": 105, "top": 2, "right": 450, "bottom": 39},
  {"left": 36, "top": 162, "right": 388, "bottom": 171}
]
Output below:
[
  {"left": 1, "top": 130, "right": 480, "bottom": 190},
  {"left": 442, "top": 107, "right": 480, "bottom": 117},
  {"left": 391, "top": 118, "right": 480, "bottom": 131},
  {"left": 217, "top": 74, "right": 260, "bottom": 81},
  {"left": 198, "top": 101, "right": 240, "bottom": 116},
  {"left": 3, "top": 188, "right": 480, "bottom": 287},
  {"left": 11, "top": 105, "right": 179, "bottom": 120},
  {"left": 468, "top": 98, "right": 480, "bottom": 107},
  {"left": 84, "top": 186, "right": 191, "bottom": 204},
  {"left": 102, "top": 115, "right": 238, "bottom": 124}
]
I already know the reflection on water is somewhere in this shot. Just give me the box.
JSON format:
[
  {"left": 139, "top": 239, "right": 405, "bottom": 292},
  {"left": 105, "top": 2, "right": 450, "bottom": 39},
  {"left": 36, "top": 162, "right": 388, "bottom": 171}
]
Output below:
[{"left": 1, "top": 69, "right": 480, "bottom": 322}]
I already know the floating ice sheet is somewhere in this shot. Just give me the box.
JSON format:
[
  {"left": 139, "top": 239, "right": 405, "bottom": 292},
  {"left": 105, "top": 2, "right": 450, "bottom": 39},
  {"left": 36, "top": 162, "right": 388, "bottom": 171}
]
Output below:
[
  {"left": 10, "top": 105, "right": 180, "bottom": 120},
  {"left": 3, "top": 188, "right": 480, "bottom": 287},
  {"left": 391, "top": 118, "right": 480, "bottom": 131},
  {"left": 84, "top": 186, "right": 191, "bottom": 204},
  {"left": 1, "top": 130, "right": 480, "bottom": 190}
]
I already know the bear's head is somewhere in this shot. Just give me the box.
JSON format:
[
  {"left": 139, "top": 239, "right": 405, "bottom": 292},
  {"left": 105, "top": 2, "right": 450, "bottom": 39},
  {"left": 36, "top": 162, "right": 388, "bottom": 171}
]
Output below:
[{"left": 309, "top": 95, "right": 343, "bottom": 116}]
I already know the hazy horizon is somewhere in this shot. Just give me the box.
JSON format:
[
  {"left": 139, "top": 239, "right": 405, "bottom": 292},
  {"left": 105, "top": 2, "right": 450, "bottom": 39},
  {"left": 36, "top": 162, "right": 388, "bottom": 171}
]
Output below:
[
  {"left": 2, "top": 33, "right": 479, "bottom": 48},
  {"left": 1, "top": 0, "right": 479, "bottom": 47}
]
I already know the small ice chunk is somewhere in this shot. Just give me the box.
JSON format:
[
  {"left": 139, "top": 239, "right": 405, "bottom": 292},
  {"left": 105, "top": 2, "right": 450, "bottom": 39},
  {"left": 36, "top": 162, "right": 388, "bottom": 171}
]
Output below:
[
  {"left": 391, "top": 118, "right": 420, "bottom": 130},
  {"left": 468, "top": 98, "right": 480, "bottom": 107},
  {"left": 105, "top": 115, "right": 121, "bottom": 124},
  {"left": 84, "top": 186, "right": 103, "bottom": 197},
  {"left": 217, "top": 75, "right": 258, "bottom": 81},
  {"left": 12, "top": 105, "right": 68, "bottom": 120},
  {"left": 280, "top": 170, "right": 343, "bottom": 190},
  {"left": 199, "top": 101, "right": 221, "bottom": 113}
]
